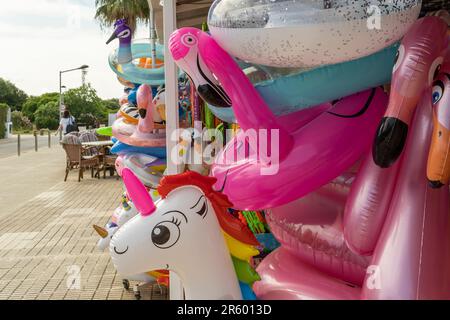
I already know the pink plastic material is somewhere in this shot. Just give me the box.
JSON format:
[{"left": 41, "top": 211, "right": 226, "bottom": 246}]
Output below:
[
  {"left": 115, "top": 155, "right": 125, "bottom": 176},
  {"left": 384, "top": 17, "right": 448, "bottom": 124},
  {"left": 343, "top": 150, "right": 402, "bottom": 256},
  {"left": 373, "top": 17, "right": 448, "bottom": 167},
  {"left": 122, "top": 168, "right": 156, "bottom": 216},
  {"left": 267, "top": 174, "right": 370, "bottom": 286},
  {"left": 362, "top": 93, "right": 450, "bottom": 300},
  {"left": 213, "top": 88, "right": 387, "bottom": 210},
  {"left": 168, "top": 28, "right": 387, "bottom": 210},
  {"left": 254, "top": 248, "right": 361, "bottom": 300},
  {"left": 112, "top": 86, "right": 166, "bottom": 148},
  {"left": 174, "top": 29, "right": 388, "bottom": 210},
  {"left": 136, "top": 84, "right": 154, "bottom": 133}
]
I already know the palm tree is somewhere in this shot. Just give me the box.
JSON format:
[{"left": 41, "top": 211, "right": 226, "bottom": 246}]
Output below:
[{"left": 94, "top": 0, "right": 150, "bottom": 33}]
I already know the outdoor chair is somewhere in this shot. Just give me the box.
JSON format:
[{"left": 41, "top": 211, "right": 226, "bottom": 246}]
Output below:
[
  {"left": 78, "top": 131, "right": 100, "bottom": 157},
  {"left": 61, "top": 134, "right": 100, "bottom": 182},
  {"left": 102, "top": 145, "right": 118, "bottom": 179}
]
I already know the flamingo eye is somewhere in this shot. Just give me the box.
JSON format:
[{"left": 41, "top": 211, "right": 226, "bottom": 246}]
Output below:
[
  {"left": 181, "top": 34, "right": 197, "bottom": 47},
  {"left": 432, "top": 80, "right": 444, "bottom": 105},
  {"left": 428, "top": 57, "right": 444, "bottom": 85},
  {"left": 392, "top": 45, "right": 405, "bottom": 74},
  {"left": 151, "top": 219, "right": 181, "bottom": 249}
]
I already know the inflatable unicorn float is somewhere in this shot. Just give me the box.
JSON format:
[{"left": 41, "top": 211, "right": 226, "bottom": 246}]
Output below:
[{"left": 110, "top": 169, "right": 260, "bottom": 299}]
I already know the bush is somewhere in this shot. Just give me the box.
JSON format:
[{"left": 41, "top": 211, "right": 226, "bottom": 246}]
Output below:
[
  {"left": 11, "top": 111, "right": 33, "bottom": 132},
  {"left": 34, "top": 101, "right": 59, "bottom": 130},
  {"left": 0, "top": 103, "right": 8, "bottom": 139}
]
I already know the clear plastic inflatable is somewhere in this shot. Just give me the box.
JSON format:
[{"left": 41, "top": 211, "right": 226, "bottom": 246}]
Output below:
[{"left": 208, "top": 0, "right": 422, "bottom": 67}]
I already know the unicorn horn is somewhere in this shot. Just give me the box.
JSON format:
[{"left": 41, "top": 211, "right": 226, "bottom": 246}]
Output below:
[
  {"left": 122, "top": 168, "right": 156, "bottom": 216},
  {"left": 93, "top": 225, "right": 108, "bottom": 238},
  {"left": 137, "top": 84, "right": 155, "bottom": 133}
]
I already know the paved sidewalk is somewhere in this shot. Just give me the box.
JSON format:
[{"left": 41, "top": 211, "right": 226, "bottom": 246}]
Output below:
[
  {"left": 0, "top": 134, "right": 60, "bottom": 160},
  {"left": 0, "top": 147, "right": 168, "bottom": 300}
]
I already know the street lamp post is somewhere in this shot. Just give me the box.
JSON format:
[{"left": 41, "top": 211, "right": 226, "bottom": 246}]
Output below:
[{"left": 59, "top": 65, "right": 89, "bottom": 139}]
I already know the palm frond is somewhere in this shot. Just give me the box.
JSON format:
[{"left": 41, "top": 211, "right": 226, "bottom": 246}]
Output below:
[{"left": 94, "top": 0, "right": 150, "bottom": 33}]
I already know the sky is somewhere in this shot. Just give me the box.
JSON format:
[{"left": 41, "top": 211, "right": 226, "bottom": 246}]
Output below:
[{"left": 0, "top": 0, "right": 152, "bottom": 99}]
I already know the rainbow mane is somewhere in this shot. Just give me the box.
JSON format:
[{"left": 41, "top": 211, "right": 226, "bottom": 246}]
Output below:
[{"left": 158, "top": 171, "right": 261, "bottom": 296}]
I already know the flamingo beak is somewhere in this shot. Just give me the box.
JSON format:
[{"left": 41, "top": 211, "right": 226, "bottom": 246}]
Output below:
[
  {"left": 106, "top": 31, "right": 118, "bottom": 44},
  {"left": 138, "top": 109, "right": 147, "bottom": 118},
  {"left": 93, "top": 225, "right": 108, "bottom": 238}
]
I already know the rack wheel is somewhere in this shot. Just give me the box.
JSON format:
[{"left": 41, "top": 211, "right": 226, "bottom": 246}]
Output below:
[
  {"left": 122, "top": 279, "right": 130, "bottom": 290},
  {"left": 133, "top": 284, "right": 141, "bottom": 300}
]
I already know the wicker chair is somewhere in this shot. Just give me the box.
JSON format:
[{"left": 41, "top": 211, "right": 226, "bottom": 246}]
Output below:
[
  {"left": 102, "top": 146, "right": 118, "bottom": 178},
  {"left": 78, "top": 131, "right": 100, "bottom": 157},
  {"left": 61, "top": 134, "right": 100, "bottom": 182}
]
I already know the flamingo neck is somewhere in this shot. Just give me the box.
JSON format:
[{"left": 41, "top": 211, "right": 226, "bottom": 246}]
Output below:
[
  {"left": 138, "top": 111, "right": 155, "bottom": 133},
  {"left": 118, "top": 38, "right": 132, "bottom": 64},
  {"left": 197, "top": 32, "right": 293, "bottom": 158}
]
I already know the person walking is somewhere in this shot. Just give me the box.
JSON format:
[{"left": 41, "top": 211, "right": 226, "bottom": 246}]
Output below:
[{"left": 56, "top": 110, "right": 78, "bottom": 136}]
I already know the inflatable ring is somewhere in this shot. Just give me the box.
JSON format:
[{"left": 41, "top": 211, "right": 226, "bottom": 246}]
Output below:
[
  {"left": 208, "top": 0, "right": 421, "bottom": 67},
  {"left": 207, "top": 44, "right": 398, "bottom": 123},
  {"left": 122, "top": 153, "right": 164, "bottom": 187},
  {"left": 119, "top": 103, "right": 139, "bottom": 125},
  {"left": 111, "top": 138, "right": 167, "bottom": 159}
]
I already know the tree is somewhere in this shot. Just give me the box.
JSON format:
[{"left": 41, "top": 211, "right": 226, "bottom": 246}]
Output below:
[
  {"left": 22, "top": 92, "right": 59, "bottom": 122},
  {"left": 94, "top": 0, "right": 150, "bottom": 33},
  {"left": 35, "top": 101, "right": 59, "bottom": 130},
  {"left": 0, "top": 78, "right": 28, "bottom": 111},
  {"left": 101, "top": 98, "right": 120, "bottom": 113},
  {"left": 0, "top": 103, "right": 9, "bottom": 139},
  {"left": 63, "top": 84, "right": 108, "bottom": 124}
]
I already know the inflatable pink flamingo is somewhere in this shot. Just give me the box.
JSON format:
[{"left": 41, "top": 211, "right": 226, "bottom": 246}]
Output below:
[
  {"left": 344, "top": 18, "right": 450, "bottom": 256},
  {"left": 254, "top": 96, "right": 450, "bottom": 300},
  {"left": 373, "top": 17, "right": 448, "bottom": 168},
  {"left": 363, "top": 92, "right": 450, "bottom": 300},
  {"left": 169, "top": 28, "right": 388, "bottom": 210},
  {"left": 112, "top": 84, "right": 166, "bottom": 147}
]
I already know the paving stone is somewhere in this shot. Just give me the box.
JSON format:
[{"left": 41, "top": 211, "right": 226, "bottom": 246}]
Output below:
[{"left": 0, "top": 177, "right": 168, "bottom": 300}]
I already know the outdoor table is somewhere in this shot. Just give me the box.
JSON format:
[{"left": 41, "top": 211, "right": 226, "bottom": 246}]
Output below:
[
  {"left": 81, "top": 140, "right": 115, "bottom": 178},
  {"left": 81, "top": 140, "right": 114, "bottom": 147}
]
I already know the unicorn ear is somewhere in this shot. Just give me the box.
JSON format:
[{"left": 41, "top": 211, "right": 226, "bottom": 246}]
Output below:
[{"left": 122, "top": 168, "right": 156, "bottom": 216}]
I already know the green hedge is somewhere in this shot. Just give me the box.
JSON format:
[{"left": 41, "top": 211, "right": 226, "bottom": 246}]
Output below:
[
  {"left": 34, "top": 101, "right": 59, "bottom": 130},
  {"left": 0, "top": 103, "right": 9, "bottom": 139}
]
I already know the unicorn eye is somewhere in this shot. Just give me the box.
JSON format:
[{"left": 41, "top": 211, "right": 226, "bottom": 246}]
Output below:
[
  {"left": 151, "top": 220, "right": 180, "bottom": 249},
  {"left": 181, "top": 34, "right": 197, "bottom": 47},
  {"left": 432, "top": 80, "right": 444, "bottom": 105}
]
